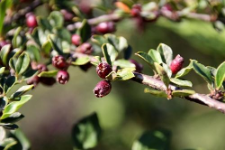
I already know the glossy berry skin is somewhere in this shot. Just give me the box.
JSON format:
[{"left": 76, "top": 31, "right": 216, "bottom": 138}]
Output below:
[
  {"left": 129, "top": 59, "right": 143, "bottom": 73},
  {"left": 131, "top": 4, "right": 142, "bottom": 17},
  {"left": 96, "top": 22, "right": 116, "bottom": 34},
  {"left": 26, "top": 75, "right": 39, "bottom": 87},
  {"left": 96, "top": 63, "right": 112, "bottom": 79},
  {"left": 26, "top": 13, "right": 38, "bottom": 28},
  {"left": 71, "top": 34, "right": 81, "bottom": 46},
  {"left": 52, "top": 55, "right": 68, "bottom": 70},
  {"left": 79, "top": 43, "right": 93, "bottom": 55},
  {"left": 170, "top": 54, "right": 184, "bottom": 74},
  {"left": 39, "top": 77, "right": 56, "bottom": 86},
  {"left": 37, "top": 64, "right": 48, "bottom": 72},
  {"left": 56, "top": 70, "right": 70, "bottom": 84},
  {"left": 93, "top": 80, "right": 111, "bottom": 98}
]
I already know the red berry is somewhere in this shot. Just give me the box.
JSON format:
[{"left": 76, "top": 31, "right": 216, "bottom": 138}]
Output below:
[
  {"left": 93, "top": 80, "right": 111, "bottom": 98},
  {"left": 79, "top": 43, "right": 93, "bottom": 55},
  {"left": 52, "top": 55, "right": 68, "bottom": 70},
  {"left": 129, "top": 59, "right": 143, "bottom": 73},
  {"left": 79, "top": 2, "right": 92, "bottom": 15},
  {"left": 37, "top": 64, "right": 48, "bottom": 72},
  {"left": 170, "top": 54, "right": 184, "bottom": 74},
  {"left": 26, "top": 75, "right": 39, "bottom": 87},
  {"left": 96, "top": 63, "right": 112, "bottom": 79},
  {"left": 162, "top": 4, "right": 173, "bottom": 12},
  {"left": 56, "top": 70, "right": 70, "bottom": 84},
  {"left": 60, "top": 9, "right": 74, "bottom": 21},
  {"left": 71, "top": 34, "right": 81, "bottom": 46},
  {"left": 39, "top": 77, "right": 56, "bottom": 86},
  {"left": 96, "top": 22, "right": 116, "bottom": 34},
  {"left": 131, "top": 4, "right": 142, "bottom": 17},
  {"left": 26, "top": 13, "right": 38, "bottom": 28}
]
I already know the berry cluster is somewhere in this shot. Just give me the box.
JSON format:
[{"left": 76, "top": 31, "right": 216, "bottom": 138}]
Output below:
[{"left": 94, "top": 63, "right": 112, "bottom": 98}]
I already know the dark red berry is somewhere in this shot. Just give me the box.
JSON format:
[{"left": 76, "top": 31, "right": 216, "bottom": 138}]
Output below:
[
  {"left": 37, "top": 64, "right": 48, "bottom": 72},
  {"left": 39, "top": 77, "right": 56, "bottom": 86},
  {"left": 131, "top": 4, "right": 142, "bottom": 17},
  {"left": 78, "top": 43, "right": 93, "bottom": 55},
  {"left": 96, "top": 22, "right": 116, "bottom": 34},
  {"left": 170, "top": 54, "right": 184, "bottom": 74},
  {"left": 71, "top": 34, "right": 81, "bottom": 46},
  {"left": 60, "top": 9, "right": 74, "bottom": 21},
  {"left": 129, "top": 59, "right": 143, "bottom": 73},
  {"left": 26, "top": 75, "right": 39, "bottom": 87},
  {"left": 52, "top": 55, "right": 68, "bottom": 69},
  {"left": 96, "top": 63, "right": 112, "bottom": 79},
  {"left": 78, "top": 2, "right": 92, "bottom": 15},
  {"left": 56, "top": 70, "right": 70, "bottom": 84},
  {"left": 26, "top": 13, "right": 38, "bottom": 28},
  {"left": 0, "top": 41, "right": 10, "bottom": 50},
  {"left": 93, "top": 80, "right": 111, "bottom": 98}
]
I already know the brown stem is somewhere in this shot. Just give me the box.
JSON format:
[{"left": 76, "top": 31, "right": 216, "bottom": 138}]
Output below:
[
  {"left": 72, "top": 53, "right": 225, "bottom": 114},
  {"left": 4, "top": 0, "right": 43, "bottom": 26}
]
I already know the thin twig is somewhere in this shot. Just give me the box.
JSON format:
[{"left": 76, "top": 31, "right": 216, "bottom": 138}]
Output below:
[
  {"left": 4, "top": 0, "right": 43, "bottom": 26},
  {"left": 72, "top": 53, "right": 225, "bottom": 114}
]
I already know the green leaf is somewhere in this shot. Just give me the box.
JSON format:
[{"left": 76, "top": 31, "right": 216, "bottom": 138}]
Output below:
[
  {"left": 10, "top": 86, "right": 33, "bottom": 100},
  {"left": 4, "top": 76, "right": 16, "bottom": 93},
  {"left": 41, "top": 40, "right": 52, "bottom": 57},
  {"left": 135, "top": 51, "right": 154, "bottom": 69},
  {"left": 0, "top": 67, "right": 5, "bottom": 75},
  {"left": 10, "top": 129, "right": 31, "bottom": 150},
  {"left": 175, "top": 61, "right": 193, "bottom": 78},
  {"left": 192, "top": 60, "right": 214, "bottom": 85},
  {"left": 48, "top": 36, "right": 64, "bottom": 56},
  {"left": 2, "top": 123, "right": 18, "bottom": 130},
  {"left": 72, "top": 113, "right": 101, "bottom": 150},
  {"left": 15, "top": 53, "right": 31, "bottom": 75},
  {"left": 37, "top": 18, "right": 52, "bottom": 31},
  {"left": 114, "top": 68, "right": 135, "bottom": 81},
  {"left": 0, "top": 44, "right": 11, "bottom": 65},
  {"left": 91, "top": 35, "right": 107, "bottom": 46},
  {"left": 77, "top": 19, "right": 91, "bottom": 43},
  {"left": 72, "top": 56, "right": 90, "bottom": 66},
  {"left": 162, "top": 63, "right": 172, "bottom": 78},
  {"left": 1, "top": 112, "right": 24, "bottom": 123},
  {"left": 0, "top": 0, "right": 11, "bottom": 36},
  {"left": 105, "top": 34, "right": 128, "bottom": 52},
  {"left": 26, "top": 45, "right": 41, "bottom": 62},
  {"left": 132, "top": 129, "right": 171, "bottom": 150},
  {"left": 154, "top": 62, "right": 170, "bottom": 87},
  {"left": 9, "top": 57, "right": 17, "bottom": 72},
  {"left": 148, "top": 49, "right": 163, "bottom": 64},
  {"left": 157, "top": 43, "right": 173, "bottom": 65},
  {"left": 12, "top": 27, "right": 22, "bottom": 48},
  {"left": 38, "top": 70, "right": 58, "bottom": 77},
  {"left": 48, "top": 11, "right": 64, "bottom": 28},
  {"left": 0, "top": 96, "right": 8, "bottom": 112},
  {"left": 90, "top": 56, "right": 101, "bottom": 66},
  {"left": 1, "top": 95, "right": 32, "bottom": 119},
  {"left": 102, "top": 43, "right": 118, "bottom": 66},
  {"left": 172, "top": 89, "right": 196, "bottom": 97},
  {"left": 57, "top": 28, "right": 71, "bottom": 42},
  {"left": 144, "top": 88, "right": 167, "bottom": 97},
  {"left": 215, "top": 61, "right": 225, "bottom": 89},
  {"left": 170, "top": 78, "right": 193, "bottom": 87},
  {"left": 113, "top": 59, "right": 135, "bottom": 68},
  {"left": 0, "top": 138, "right": 17, "bottom": 150}
]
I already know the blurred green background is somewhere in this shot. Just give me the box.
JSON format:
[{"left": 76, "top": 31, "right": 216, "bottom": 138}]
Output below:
[{"left": 19, "top": 3, "right": 225, "bottom": 150}]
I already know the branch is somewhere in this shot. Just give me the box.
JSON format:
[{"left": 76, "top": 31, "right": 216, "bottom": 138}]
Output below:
[
  {"left": 67, "top": 9, "right": 216, "bottom": 31},
  {"left": 4, "top": 0, "right": 43, "bottom": 26},
  {"left": 72, "top": 53, "right": 225, "bottom": 114},
  {"left": 132, "top": 72, "right": 225, "bottom": 114}
]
